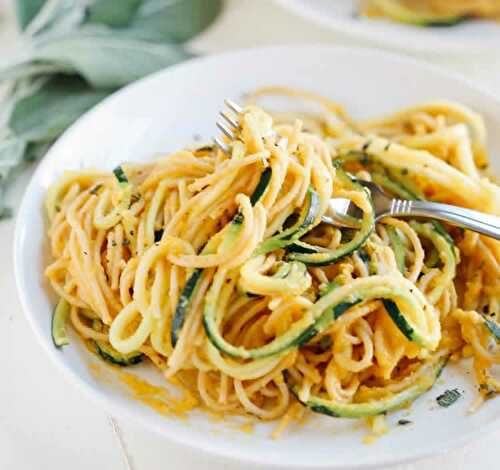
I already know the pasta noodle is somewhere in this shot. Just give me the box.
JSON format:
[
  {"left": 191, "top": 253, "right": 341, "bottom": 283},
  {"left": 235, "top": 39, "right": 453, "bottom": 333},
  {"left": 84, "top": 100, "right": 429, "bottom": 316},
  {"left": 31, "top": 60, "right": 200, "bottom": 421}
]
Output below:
[
  {"left": 45, "top": 87, "right": 500, "bottom": 437},
  {"left": 361, "top": 0, "right": 500, "bottom": 25}
]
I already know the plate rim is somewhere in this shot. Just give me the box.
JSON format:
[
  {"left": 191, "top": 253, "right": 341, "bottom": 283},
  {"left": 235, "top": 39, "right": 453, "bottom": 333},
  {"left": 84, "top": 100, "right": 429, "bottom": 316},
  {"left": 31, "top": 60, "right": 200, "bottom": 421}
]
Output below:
[
  {"left": 13, "top": 44, "right": 500, "bottom": 469},
  {"left": 273, "top": 0, "right": 500, "bottom": 54}
]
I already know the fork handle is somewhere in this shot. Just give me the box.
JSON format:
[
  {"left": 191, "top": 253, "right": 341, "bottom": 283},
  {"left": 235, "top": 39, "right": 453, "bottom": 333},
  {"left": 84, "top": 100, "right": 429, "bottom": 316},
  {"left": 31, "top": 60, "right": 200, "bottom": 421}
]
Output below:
[{"left": 389, "top": 200, "right": 500, "bottom": 240}]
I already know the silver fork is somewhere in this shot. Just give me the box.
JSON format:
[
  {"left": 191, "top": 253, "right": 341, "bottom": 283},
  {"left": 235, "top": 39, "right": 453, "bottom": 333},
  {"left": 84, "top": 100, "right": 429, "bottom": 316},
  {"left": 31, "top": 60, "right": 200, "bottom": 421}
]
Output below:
[
  {"left": 214, "top": 99, "right": 243, "bottom": 154},
  {"left": 214, "top": 100, "right": 500, "bottom": 240},
  {"left": 324, "top": 180, "right": 500, "bottom": 240}
]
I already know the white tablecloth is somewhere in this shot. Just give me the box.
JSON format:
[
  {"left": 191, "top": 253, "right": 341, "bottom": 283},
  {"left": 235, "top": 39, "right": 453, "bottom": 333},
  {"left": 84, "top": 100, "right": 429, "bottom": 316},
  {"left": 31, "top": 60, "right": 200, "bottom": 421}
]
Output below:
[{"left": 1, "top": 1, "right": 499, "bottom": 469}]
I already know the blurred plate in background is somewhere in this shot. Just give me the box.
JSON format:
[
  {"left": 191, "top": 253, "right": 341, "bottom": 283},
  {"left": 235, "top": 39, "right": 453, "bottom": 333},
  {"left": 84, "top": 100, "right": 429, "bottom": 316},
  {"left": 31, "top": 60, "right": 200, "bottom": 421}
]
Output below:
[{"left": 275, "top": 0, "right": 500, "bottom": 54}]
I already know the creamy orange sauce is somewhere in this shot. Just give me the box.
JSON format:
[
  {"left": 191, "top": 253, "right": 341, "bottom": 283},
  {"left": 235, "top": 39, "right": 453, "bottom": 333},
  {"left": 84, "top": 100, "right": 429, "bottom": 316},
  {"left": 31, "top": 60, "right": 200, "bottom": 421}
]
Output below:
[
  {"left": 233, "top": 422, "right": 255, "bottom": 434},
  {"left": 362, "top": 434, "right": 379, "bottom": 445},
  {"left": 118, "top": 371, "right": 198, "bottom": 419},
  {"left": 87, "top": 361, "right": 102, "bottom": 378},
  {"left": 363, "top": 415, "right": 389, "bottom": 445}
]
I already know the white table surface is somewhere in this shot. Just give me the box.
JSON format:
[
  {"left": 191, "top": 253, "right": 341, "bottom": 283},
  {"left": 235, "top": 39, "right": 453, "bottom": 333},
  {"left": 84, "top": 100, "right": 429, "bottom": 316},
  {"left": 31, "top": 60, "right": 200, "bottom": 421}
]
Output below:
[{"left": 1, "top": 1, "right": 499, "bottom": 469}]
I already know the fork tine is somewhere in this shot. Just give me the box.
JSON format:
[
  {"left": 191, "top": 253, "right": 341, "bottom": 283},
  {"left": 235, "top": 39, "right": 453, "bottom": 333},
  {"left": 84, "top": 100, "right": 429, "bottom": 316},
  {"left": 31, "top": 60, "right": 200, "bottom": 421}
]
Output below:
[
  {"left": 217, "top": 121, "right": 236, "bottom": 140},
  {"left": 220, "top": 111, "right": 239, "bottom": 129},
  {"left": 225, "top": 98, "right": 243, "bottom": 114},
  {"left": 214, "top": 137, "right": 229, "bottom": 154}
]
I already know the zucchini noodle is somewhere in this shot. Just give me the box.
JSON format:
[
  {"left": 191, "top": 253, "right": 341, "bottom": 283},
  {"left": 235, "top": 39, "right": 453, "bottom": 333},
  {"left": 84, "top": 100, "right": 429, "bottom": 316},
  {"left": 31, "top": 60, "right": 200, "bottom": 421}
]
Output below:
[
  {"left": 45, "top": 87, "right": 500, "bottom": 438},
  {"left": 361, "top": 0, "right": 500, "bottom": 26}
]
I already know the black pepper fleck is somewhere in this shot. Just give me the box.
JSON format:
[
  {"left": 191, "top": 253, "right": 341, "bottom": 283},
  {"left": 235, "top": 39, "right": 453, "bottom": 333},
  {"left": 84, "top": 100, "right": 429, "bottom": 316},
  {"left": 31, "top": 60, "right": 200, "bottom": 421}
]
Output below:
[{"left": 397, "top": 419, "right": 412, "bottom": 426}]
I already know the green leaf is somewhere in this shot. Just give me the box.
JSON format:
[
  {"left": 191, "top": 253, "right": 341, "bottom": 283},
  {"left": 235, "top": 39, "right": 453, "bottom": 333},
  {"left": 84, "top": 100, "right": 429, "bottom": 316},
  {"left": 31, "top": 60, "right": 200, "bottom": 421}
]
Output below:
[
  {"left": 25, "top": 0, "right": 85, "bottom": 38},
  {"left": 25, "top": 140, "right": 52, "bottom": 161},
  {"left": 15, "top": 0, "right": 47, "bottom": 30},
  {"left": 0, "top": 60, "right": 73, "bottom": 83},
  {"left": 0, "top": 137, "right": 27, "bottom": 179},
  {"left": 9, "top": 75, "right": 113, "bottom": 140},
  {"left": 126, "top": 0, "right": 223, "bottom": 43},
  {"left": 33, "top": 28, "right": 192, "bottom": 87},
  {"left": 86, "top": 0, "right": 143, "bottom": 28},
  {"left": 0, "top": 137, "right": 27, "bottom": 219}
]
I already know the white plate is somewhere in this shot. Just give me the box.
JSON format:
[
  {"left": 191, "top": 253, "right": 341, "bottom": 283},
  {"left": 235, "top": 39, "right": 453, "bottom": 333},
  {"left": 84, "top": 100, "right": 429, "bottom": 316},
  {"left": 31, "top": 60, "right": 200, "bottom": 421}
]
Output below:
[
  {"left": 275, "top": 0, "right": 500, "bottom": 54},
  {"left": 14, "top": 45, "right": 500, "bottom": 469}
]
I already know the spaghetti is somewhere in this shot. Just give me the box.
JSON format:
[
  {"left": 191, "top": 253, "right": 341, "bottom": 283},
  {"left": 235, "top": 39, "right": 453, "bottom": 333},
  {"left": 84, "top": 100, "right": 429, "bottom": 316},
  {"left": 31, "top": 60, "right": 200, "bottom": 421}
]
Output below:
[{"left": 45, "top": 87, "right": 500, "bottom": 436}]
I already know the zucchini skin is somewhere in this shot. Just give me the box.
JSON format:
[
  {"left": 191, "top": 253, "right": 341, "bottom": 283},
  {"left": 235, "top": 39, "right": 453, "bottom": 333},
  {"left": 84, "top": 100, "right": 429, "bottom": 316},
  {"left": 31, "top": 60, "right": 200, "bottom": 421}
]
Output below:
[
  {"left": 368, "top": 0, "right": 467, "bottom": 27},
  {"left": 250, "top": 167, "right": 272, "bottom": 205},
  {"left": 382, "top": 299, "right": 414, "bottom": 341},
  {"left": 95, "top": 340, "right": 143, "bottom": 366},
  {"left": 423, "top": 17, "right": 468, "bottom": 27},
  {"left": 484, "top": 316, "right": 500, "bottom": 343},
  {"left": 291, "top": 356, "right": 447, "bottom": 418},
  {"left": 238, "top": 258, "right": 311, "bottom": 297},
  {"left": 204, "top": 275, "right": 438, "bottom": 359},
  {"left": 52, "top": 298, "right": 70, "bottom": 348},
  {"left": 409, "top": 221, "right": 457, "bottom": 304},
  {"left": 171, "top": 168, "right": 272, "bottom": 347},
  {"left": 386, "top": 226, "right": 406, "bottom": 274},
  {"left": 288, "top": 171, "right": 375, "bottom": 266},
  {"left": 337, "top": 151, "right": 423, "bottom": 200},
  {"left": 171, "top": 268, "right": 202, "bottom": 347},
  {"left": 336, "top": 152, "right": 457, "bottom": 271},
  {"left": 255, "top": 188, "right": 320, "bottom": 256}
]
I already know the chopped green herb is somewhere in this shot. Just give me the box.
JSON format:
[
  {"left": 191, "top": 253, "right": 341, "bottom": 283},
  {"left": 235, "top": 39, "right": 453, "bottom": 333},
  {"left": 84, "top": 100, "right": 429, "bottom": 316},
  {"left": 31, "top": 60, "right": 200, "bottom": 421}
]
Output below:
[
  {"left": 397, "top": 419, "right": 412, "bottom": 426},
  {"left": 154, "top": 229, "right": 164, "bottom": 242},
  {"left": 129, "top": 193, "right": 141, "bottom": 206},
  {"left": 122, "top": 239, "right": 130, "bottom": 246},
  {"left": 315, "top": 335, "right": 332, "bottom": 352},
  {"left": 319, "top": 281, "right": 339, "bottom": 297},
  {"left": 384, "top": 142, "right": 391, "bottom": 151},
  {"left": 401, "top": 168, "right": 409, "bottom": 175},
  {"left": 358, "top": 249, "right": 370, "bottom": 264},
  {"left": 479, "top": 383, "right": 496, "bottom": 399},
  {"left": 92, "top": 319, "right": 103, "bottom": 332},
  {"left": 362, "top": 140, "right": 372, "bottom": 151},
  {"left": 436, "top": 388, "right": 461, "bottom": 407},
  {"left": 55, "top": 205, "right": 61, "bottom": 212},
  {"left": 483, "top": 317, "right": 500, "bottom": 343},
  {"left": 111, "top": 240, "right": 117, "bottom": 247},
  {"left": 196, "top": 145, "right": 214, "bottom": 152},
  {"left": 89, "top": 184, "right": 102, "bottom": 195},
  {"left": 113, "top": 165, "right": 128, "bottom": 186}
]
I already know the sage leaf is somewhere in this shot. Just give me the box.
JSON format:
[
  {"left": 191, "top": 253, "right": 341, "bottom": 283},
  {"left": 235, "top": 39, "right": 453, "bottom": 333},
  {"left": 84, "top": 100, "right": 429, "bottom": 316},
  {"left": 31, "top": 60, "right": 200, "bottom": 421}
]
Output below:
[
  {"left": 33, "top": 28, "right": 192, "bottom": 87},
  {"left": 25, "top": 0, "right": 85, "bottom": 38},
  {"left": 15, "top": 0, "right": 46, "bottom": 30},
  {"left": 0, "top": 137, "right": 27, "bottom": 218},
  {"left": 87, "top": 0, "right": 143, "bottom": 28},
  {"left": 2, "top": 0, "right": 223, "bottom": 219},
  {"left": 25, "top": 141, "right": 53, "bottom": 161},
  {"left": 126, "top": 0, "right": 223, "bottom": 43},
  {"left": 9, "top": 75, "right": 113, "bottom": 141},
  {"left": 0, "top": 60, "right": 73, "bottom": 82},
  {"left": 0, "top": 138, "right": 27, "bottom": 179}
]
